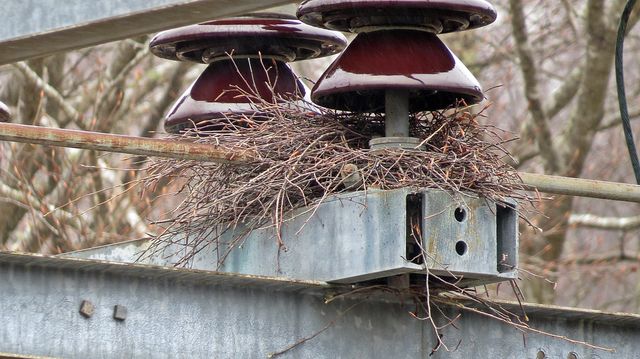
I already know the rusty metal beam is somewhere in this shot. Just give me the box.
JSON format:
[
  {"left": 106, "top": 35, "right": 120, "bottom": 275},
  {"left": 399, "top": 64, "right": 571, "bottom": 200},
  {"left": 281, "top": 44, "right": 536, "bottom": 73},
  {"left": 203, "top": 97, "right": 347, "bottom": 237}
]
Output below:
[
  {"left": 1, "top": 122, "right": 640, "bottom": 202},
  {"left": 519, "top": 172, "right": 640, "bottom": 203},
  {"left": 0, "top": 0, "right": 294, "bottom": 65},
  {"left": 0, "top": 122, "right": 255, "bottom": 163}
]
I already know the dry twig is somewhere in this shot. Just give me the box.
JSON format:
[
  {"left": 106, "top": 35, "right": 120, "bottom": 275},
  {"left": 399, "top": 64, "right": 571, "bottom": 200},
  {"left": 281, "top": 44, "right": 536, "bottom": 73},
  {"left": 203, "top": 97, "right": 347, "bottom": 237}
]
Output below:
[{"left": 141, "top": 84, "right": 529, "bottom": 266}]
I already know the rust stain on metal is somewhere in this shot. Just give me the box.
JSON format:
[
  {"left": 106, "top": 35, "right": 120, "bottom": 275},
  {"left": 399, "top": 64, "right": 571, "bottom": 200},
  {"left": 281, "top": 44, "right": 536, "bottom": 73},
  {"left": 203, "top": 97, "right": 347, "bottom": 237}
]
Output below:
[
  {"left": 0, "top": 122, "right": 256, "bottom": 164},
  {"left": 2, "top": 124, "right": 640, "bottom": 203}
]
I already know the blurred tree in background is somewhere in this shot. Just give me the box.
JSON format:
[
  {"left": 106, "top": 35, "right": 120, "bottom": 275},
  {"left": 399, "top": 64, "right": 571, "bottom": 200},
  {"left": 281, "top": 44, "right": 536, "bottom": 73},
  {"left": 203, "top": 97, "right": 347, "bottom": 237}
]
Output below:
[
  {"left": 457, "top": 0, "right": 640, "bottom": 308},
  {"left": 1, "top": 0, "right": 639, "bottom": 311},
  {"left": 0, "top": 37, "right": 193, "bottom": 252}
]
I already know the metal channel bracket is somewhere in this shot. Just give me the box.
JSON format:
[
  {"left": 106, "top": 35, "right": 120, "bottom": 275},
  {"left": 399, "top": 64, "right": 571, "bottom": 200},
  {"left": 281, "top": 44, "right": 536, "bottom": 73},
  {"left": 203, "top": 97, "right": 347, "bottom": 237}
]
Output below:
[{"left": 65, "top": 188, "right": 518, "bottom": 286}]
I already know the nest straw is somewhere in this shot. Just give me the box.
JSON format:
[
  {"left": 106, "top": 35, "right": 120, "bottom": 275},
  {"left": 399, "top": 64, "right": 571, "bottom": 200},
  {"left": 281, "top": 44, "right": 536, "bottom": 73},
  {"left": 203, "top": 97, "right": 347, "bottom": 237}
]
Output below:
[
  {"left": 132, "top": 59, "right": 616, "bottom": 354},
  {"left": 141, "top": 79, "right": 529, "bottom": 266}
]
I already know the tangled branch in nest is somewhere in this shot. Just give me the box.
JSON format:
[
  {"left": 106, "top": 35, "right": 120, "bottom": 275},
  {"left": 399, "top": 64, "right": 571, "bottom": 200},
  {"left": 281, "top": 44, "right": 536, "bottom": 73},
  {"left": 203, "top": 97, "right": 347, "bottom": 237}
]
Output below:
[
  {"left": 141, "top": 91, "right": 531, "bottom": 265},
  {"left": 131, "top": 61, "right": 601, "bottom": 355}
]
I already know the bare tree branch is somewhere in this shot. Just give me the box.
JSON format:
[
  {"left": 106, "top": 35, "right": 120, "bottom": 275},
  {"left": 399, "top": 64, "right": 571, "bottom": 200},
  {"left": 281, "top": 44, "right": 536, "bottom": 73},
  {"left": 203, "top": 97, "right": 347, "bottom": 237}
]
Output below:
[
  {"left": 508, "top": 0, "right": 559, "bottom": 173},
  {"left": 569, "top": 213, "right": 640, "bottom": 230},
  {"left": 598, "top": 107, "right": 640, "bottom": 131},
  {"left": 12, "top": 61, "right": 83, "bottom": 127},
  {"left": 543, "top": 65, "right": 583, "bottom": 118},
  {"left": 0, "top": 181, "right": 81, "bottom": 229}
]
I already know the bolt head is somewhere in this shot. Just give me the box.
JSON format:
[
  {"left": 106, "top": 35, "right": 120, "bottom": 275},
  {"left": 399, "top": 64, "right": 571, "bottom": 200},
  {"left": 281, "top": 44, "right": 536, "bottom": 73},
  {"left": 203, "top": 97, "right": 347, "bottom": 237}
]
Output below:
[
  {"left": 113, "top": 305, "right": 127, "bottom": 321},
  {"left": 79, "top": 300, "right": 95, "bottom": 318}
]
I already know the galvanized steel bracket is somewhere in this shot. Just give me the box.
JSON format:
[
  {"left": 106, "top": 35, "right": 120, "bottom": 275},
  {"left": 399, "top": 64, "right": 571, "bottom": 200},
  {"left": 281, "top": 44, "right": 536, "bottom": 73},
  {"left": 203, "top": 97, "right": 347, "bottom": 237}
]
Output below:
[{"left": 65, "top": 188, "right": 518, "bottom": 286}]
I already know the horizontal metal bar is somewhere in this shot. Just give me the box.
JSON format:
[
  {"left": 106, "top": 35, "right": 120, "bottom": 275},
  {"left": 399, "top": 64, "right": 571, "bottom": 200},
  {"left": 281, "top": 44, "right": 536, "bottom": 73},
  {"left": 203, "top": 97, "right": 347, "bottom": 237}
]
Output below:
[
  {"left": 1, "top": 252, "right": 639, "bottom": 358},
  {"left": 2, "top": 123, "right": 640, "bottom": 202},
  {"left": 0, "top": 122, "right": 255, "bottom": 163},
  {"left": 0, "top": 0, "right": 293, "bottom": 65},
  {"left": 520, "top": 172, "right": 640, "bottom": 202}
]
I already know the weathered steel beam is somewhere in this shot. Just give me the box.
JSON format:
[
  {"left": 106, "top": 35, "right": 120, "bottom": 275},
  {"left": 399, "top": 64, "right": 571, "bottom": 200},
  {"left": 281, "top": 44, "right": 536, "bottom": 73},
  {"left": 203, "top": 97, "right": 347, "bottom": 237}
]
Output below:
[
  {"left": 0, "top": 0, "right": 294, "bottom": 65},
  {"left": 0, "top": 252, "right": 638, "bottom": 358},
  {"left": 0, "top": 122, "right": 255, "bottom": 163}
]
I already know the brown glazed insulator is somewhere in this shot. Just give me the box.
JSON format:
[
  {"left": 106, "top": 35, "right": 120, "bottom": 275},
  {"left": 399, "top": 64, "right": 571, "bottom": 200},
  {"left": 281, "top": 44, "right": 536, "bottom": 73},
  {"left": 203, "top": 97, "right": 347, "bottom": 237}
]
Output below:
[
  {"left": 149, "top": 14, "right": 347, "bottom": 133},
  {"left": 311, "top": 30, "right": 483, "bottom": 113},
  {"left": 164, "top": 58, "right": 304, "bottom": 133},
  {"left": 297, "top": 0, "right": 497, "bottom": 33},
  {"left": 150, "top": 14, "right": 348, "bottom": 63}
]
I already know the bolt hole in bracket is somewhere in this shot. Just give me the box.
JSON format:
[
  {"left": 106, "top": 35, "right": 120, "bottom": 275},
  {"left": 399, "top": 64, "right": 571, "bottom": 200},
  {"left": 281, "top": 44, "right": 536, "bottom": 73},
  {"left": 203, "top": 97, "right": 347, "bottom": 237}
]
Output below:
[
  {"left": 455, "top": 240, "right": 468, "bottom": 256},
  {"left": 454, "top": 206, "right": 467, "bottom": 222}
]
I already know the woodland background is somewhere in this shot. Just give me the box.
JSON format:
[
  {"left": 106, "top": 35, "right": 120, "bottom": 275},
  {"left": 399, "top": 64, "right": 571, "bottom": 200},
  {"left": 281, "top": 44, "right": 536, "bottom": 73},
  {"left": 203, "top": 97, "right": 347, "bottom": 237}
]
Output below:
[{"left": 0, "top": 0, "right": 639, "bottom": 311}]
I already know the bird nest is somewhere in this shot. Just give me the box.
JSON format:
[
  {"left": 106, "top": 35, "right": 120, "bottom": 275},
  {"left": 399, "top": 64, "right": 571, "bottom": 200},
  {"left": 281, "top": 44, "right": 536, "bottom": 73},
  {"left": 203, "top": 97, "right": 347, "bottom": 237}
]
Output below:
[
  {"left": 138, "top": 89, "right": 610, "bottom": 354},
  {"left": 141, "top": 94, "right": 528, "bottom": 266}
]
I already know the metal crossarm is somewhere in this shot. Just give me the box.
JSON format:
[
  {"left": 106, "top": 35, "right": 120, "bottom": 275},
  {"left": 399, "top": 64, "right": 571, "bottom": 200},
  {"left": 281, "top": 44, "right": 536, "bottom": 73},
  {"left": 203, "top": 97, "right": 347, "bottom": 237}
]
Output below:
[
  {"left": 0, "top": 122, "right": 256, "bottom": 163},
  {"left": 0, "top": 252, "right": 637, "bottom": 358},
  {"left": 0, "top": 0, "right": 293, "bottom": 65}
]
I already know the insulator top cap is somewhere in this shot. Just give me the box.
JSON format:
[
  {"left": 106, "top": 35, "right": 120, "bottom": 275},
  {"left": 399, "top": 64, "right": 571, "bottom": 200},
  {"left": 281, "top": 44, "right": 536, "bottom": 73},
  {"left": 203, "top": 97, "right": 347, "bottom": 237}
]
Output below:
[
  {"left": 150, "top": 14, "right": 348, "bottom": 63},
  {"left": 297, "top": 0, "right": 497, "bottom": 33},
  {"left": 311, "top": 31, "right": 483, "bottom": 112}
]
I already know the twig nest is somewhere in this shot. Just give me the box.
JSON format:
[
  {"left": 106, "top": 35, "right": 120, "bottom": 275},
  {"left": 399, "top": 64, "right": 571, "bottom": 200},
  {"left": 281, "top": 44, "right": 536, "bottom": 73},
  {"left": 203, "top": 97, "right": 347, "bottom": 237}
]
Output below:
[{"left": 142, "top": 95, "right": 529, "bottom": 267}]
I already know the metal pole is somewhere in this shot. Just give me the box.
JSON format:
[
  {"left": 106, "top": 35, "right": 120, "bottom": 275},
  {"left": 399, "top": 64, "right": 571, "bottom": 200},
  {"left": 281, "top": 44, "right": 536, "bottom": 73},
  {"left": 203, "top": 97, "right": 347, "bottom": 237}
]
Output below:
[
  {"left": 519, "top": 172, "right": 640, "bottom": 203},
  {"left": 385, "top": 89, "right": 410, "bottom": 137},
  {"left": 1, "top": 123, "right": 640, "bottom": 202},
  {"left": 0, "top": 122, "right": 255, "bottom": 163}
]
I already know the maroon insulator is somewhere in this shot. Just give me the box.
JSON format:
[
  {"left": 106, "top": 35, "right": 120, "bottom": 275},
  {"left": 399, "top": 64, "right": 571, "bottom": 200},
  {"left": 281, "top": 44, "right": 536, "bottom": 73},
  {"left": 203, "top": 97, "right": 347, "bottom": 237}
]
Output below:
[
  {"left": 150, "top": 14, "right": 347, "bottom": 133},
  {"left": 311, "top": 30, "right": 483, "bottom": 113},
  {"left": 0, "top": 101, "right": 10, "bottom": 122},
  {"left": 298, "top": 0, "right": 495, "bottom": 147},
  {"left": 164, "top": 58, "right": 303, "bottom": 132},
  {"left": 297, "top": 0, "right": 497, "bottom": 33}
]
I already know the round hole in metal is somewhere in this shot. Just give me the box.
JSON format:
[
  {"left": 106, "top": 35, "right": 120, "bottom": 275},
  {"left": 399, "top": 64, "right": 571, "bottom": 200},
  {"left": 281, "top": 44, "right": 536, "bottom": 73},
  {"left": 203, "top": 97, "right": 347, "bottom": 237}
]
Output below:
[
  {"left": 455, "top": 241, "right": 468, "bottom": 256},
  {"left": 454, "top": 207, "right": 466, "bottom": 222}
]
